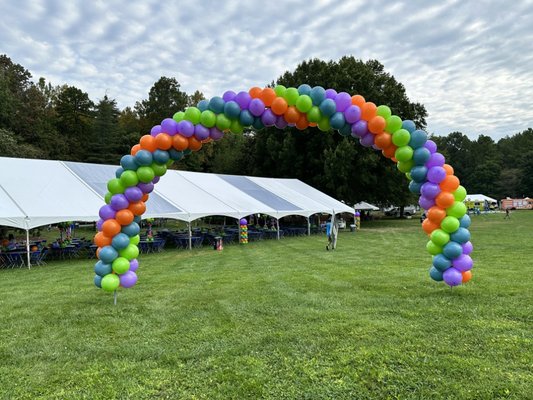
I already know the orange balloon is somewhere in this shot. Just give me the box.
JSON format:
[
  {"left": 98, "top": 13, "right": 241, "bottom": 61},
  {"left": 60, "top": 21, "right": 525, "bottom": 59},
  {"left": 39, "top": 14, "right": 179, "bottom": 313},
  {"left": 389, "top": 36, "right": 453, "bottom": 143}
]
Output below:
[
  {"left": 94, "top": 232, "right": 112, "bottom": 247},
  {"left": 443, "top": 164, "right": 454, "bottom": 175},
  {"left": 422, "top": 218, "right": 439, "bottom": 235},
  {"left": 128, "top": 201, "right": 146, "bottom": 216},
  {"left": 201, "top": 138, "right": 212, "bottom": 144},
  {"left": 351, "top": 95, "right": 365, "bottom": 108},
  {"left": 295, "top": 114, "right": 309, "bottom": 130},
  {"left": 115, "top": 209, "right": 134, "bottom": 226},
  {"left": 440, "top": 175, "right": 460, "bottom": 192},
  {"left": 188, "top": 136, "right": 203, "bottom": 152},
  {"left": 374, "top": 132, "right": 392, "bottom": 149},
  {"left": 462, "top": 270, "right": 472, "bottom": 283},
  {"left": 284, "top": 106, "right": 301, "bottom": 124},
  {"left": 249, "top": 87, "right": 263, "bottom": 99},
  {"left": 260, "top": 88, "right": 277, "bottom": 107},
  {"left": 155, "top": 133, "right": 172, "bottom": 150},
  {"left": 141, "top": 193, "right": 149, "bottom": 202},
  {"left": 102, "top": 219, "right": 121, "bottom": 237},
  {"left": 382, "top": 144, "right": 397, "bottom": 159},
  {"left": 96, "top": 247, "right": 101, "bottom": 259},
  {"left": 271, "top": 97, "right": 288, "bottom": 115},
  {"left": 308, "top": 122, "right": 317, "bottom": 127},
  {"left": 140, "top": 135, "right": 157, "bottom": 152},
  {"left": 427, "top": 206, "right": 447, "bottom": 224},
  {"left": 368, "top": 116, "right": 386, "bottom": 134},
  {"left": 172, "top": 135, "right": 189, "bottom": 151},
  {"left": 435, "top": 191, "right": 455, "bottom": 208},
  {"left": 360, "top": 102, "right": 377, "bottom": 121},
  {"left": 131, "top": 144, "right": 141, "bottom": 156}
]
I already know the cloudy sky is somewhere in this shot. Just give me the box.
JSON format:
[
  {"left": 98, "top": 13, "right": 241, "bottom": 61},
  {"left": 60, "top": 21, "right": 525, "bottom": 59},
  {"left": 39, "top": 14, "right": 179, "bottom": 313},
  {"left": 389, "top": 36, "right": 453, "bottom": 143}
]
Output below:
[{"left": 1, "top": 0, "right": 532, "bottom": 140}]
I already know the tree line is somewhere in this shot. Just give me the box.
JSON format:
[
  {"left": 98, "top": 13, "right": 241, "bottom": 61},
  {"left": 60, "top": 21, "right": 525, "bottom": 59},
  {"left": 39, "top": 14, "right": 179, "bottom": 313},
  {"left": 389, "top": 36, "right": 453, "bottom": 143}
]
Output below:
[{"left": 1, "top": 54, "right": 530, "bottom": 206}]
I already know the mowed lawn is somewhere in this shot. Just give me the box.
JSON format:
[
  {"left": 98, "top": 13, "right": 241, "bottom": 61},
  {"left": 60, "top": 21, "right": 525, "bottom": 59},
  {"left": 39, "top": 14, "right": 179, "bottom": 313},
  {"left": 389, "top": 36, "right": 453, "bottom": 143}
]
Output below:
[{"left": 1, "top": 212, "right": 532, "bottom": 399}]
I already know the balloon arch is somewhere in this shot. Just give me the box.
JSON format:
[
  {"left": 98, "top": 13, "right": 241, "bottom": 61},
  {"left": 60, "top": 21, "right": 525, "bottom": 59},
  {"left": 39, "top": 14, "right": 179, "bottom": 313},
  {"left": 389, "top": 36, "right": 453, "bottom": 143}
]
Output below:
[{"left": 93, "top": 85, "right": 474, "bottom": 293}]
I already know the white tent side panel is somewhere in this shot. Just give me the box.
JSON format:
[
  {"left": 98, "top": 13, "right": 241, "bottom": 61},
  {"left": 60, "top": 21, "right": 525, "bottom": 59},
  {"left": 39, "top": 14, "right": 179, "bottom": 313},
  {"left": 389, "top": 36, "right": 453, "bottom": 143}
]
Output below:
[{"left": 0, "top": 185, "right": 27, "bottom": 229}]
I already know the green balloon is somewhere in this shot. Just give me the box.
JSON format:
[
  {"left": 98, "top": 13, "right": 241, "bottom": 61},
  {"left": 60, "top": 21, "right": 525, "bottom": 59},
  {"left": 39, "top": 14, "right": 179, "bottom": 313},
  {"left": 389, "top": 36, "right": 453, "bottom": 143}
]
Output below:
[
  {"left": 107, "top": 178, "right": 125, "bottom": 194},
  {"left": 120, "top": 170, "right": 139, "bottom": 187},
  {"left": 405, "top": 172, "right": 412, "bottom": 181},
  {"left": 101, "top": 273, "right": 120, "bottom": 292},
  {"left": 104, "top": 192, "right": 112, "bottom": 204},
  {"left": 295, "top": 95, "right": 313, "bottom": 113},
  {"left": 447, "top": 201, "right": 467, "bottom": 218},
  {"left": 377, "top": 105, "right": 392, "bottom": 119},
  {"left": 137, "top": 166, "right": 155, "bottom": 183},
  {"left": 216, "top": 114, "right": 231, "bottom": 130},
  {"left": 151, "top": 163, "right": 167, "bottom": 177},
  {"left": 430, "top": 229, "right": 450, "bottom": 247},
  {"left": 397, "top": 160, "right": 414, "bottom": 173},
  {"left": 200, "top": 110, "right": 216, "bottom": 127},
  {"left": 184, "top": 107, "right": 201, "bottom": 124},
  {"left": 130, "top": 235, "right": 140, "bottom": 245},
  {"left": 274, "top": 85, "right": 286, "bottom": 97},
  {"left": 166, "top": 159, "right": 174, "bottom": 167},
  {"left": 441, "top": 216, "right": 460, "bottom": 233},
  {"left": 395, "top": 146, "right": 414, "bottom": 162},
  {"left": 284, "top": 88, "right": 300, "bottom": 106},
  {"left": 386, "top": 115, "right": 403, "bottom": 133},
  {"left": 307, "top": 106, "right": 322, "bottom": 123},
  {"left": 392, "top": 129, "right": 411, "bottom": 146},
  {"left": 426, "top": 240, "right": 442, "bottom": 256},
  {"left": 229, "top": 119, "right": 243, "bottom": 134},
  {"left": 453, "top": 185, "right": 467, "bottom": 202},
  {"left": 173, "top": 111, "right": 185, "bottom": 123},
  {"left": 119, "top": 244, "right": 139, "bottom": 260},
  {"left": 317, "top": 116, "right": 331, "bottom": 132},
  {"left": 112, "top": 257, "right": 130, "bottom": 274}
]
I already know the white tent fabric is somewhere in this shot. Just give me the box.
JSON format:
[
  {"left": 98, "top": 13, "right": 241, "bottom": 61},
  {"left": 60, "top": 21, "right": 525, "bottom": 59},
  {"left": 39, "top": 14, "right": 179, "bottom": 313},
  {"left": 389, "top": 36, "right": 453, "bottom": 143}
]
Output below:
[
  {"left": 354, "top": 201, "right": 379, "bottom": 211},
  {"left": 0, "top": 157, "right": 355, "bottom": 229},
  {"left": 465, "top": 194, "right": 497, "bottom": 203}
]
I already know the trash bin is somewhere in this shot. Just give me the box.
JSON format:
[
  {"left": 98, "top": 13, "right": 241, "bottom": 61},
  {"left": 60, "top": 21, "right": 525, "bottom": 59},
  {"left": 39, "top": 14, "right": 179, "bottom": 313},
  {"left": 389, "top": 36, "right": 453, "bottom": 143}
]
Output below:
[
  {"left": 213, "top": 236, "right": 223, "bottom": 251},
  {"left": 350, "top": 224, "right": 356, "bottom": 232}
]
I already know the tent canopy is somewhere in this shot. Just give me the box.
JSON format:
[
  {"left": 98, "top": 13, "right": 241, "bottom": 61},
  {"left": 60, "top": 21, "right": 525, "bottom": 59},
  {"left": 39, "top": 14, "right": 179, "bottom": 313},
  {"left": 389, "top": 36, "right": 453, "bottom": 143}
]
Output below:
[
  {"left": 465, "top": 194, "right": 497, "bottom": 203},
  {"left": 354, "top": 201, "right": 379, "bottom": 211},
  {"left": 0, "top": 157, "right": 354, "bottom": 230}
]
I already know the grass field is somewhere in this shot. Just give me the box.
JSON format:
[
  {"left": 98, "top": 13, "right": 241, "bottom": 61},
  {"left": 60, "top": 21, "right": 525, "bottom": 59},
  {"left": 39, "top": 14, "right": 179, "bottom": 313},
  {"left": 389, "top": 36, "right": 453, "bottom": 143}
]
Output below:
[{"left": 1, "top": 212, "right": 532, "bottom": 399}]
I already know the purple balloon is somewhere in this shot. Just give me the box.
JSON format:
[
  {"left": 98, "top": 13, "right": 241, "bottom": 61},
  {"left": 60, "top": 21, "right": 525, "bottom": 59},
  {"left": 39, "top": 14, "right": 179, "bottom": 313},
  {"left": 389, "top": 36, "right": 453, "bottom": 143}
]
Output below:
[
  {"left": 335, "top": 92, "right": 352, "bottom": 112},
  {"left": 453, "top": 254, "right": 473, "bottom": 272},
  {"left": 419, "top": 195, "right": 436, "bottom": 210},
  {"left": 152, "top": 176, "right": 160, "bottom": 184},
  {"left": 325, "top": 88, "right": 337, "bottom": 99},
  {"left": 137, "top": 182, "right": 154, "bottom": 194},
  {"left": 426, "top": 152, "right": 445, "bottom": 168},
  {"left": 110, "top": 194, "right": 130, "bottom": 211},
  {"left": 234, "top": 91, "right": 251, "bottom": 109},
  {"left": 421, "top": 182, "right": 441, "bottom": 199},
  {"left": 443, "top": 267, "right": 463, "bottom": 286},
  {"left": 124, "top": 186, "right": 143, "bottom": 202},
  {"left": 424, "top": 140, "right": 437, "bottom": 154},
  {"left": 96, "top": 218, "right": 104, "bottom": 232},
  {"left": 150, "top": 125, "right": 162, "bottom": 137},
  {"left": 360, "top": 133, "right": 375, "bottom": 147},
  {"left": 210, "top": 127, "right": 224, "bottom": 141},
  {"left": 427, "top": 166, "right": 447, "bottom": 183},
  {"left": 161, "top": 118, "right": 178, "bottom": 136},
  {"left": 351, "top": 120, "right": 368, "bottom": 138},
  {"left": 261, "top": 109, "right": 277, "bottom": 126},
  {"left": 119, "top": 270, "right": 138, "bottom": 288},
  {"left": 275, "top": 116, "right": 288, "bottom": 129},
  {"left": 177, "top": 120, "right": 194, "bottom": 137},
  {"left": 222, "top": 90, "right": 237, "bottom": 102},
  {"left": 99, "top": 205, "right": 116, "bottom": 220},
  {"left": 194, "top": 124, "right": 210, "bottom": 141},
  {"left": 344, "top": 105, "right": 361, "bottom": 124},
  {"left": 239, "top": 218, "right": 247, "bottom": 225},
  {"left": 129, "top": 259, "right": 139, "bottom": 272},
  {"left": 462, "top": 241, "right": 474, "bottom": 255},
  {"left": 249, "top": 98, "right": 265, "bottom": 117}
]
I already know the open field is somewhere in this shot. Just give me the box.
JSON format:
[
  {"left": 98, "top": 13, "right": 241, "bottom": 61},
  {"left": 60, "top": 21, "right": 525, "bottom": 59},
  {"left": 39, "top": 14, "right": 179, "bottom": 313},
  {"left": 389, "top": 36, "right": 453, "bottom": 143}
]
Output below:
[{"left": 1, "top": 212, "right": 532, "bottom": 399}]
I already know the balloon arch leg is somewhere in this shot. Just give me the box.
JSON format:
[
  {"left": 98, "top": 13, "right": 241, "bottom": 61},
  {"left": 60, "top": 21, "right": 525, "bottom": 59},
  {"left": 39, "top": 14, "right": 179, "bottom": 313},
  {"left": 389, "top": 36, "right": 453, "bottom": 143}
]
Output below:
[{"left": 93, "top": 85, "right": 474, "bottom": 293}]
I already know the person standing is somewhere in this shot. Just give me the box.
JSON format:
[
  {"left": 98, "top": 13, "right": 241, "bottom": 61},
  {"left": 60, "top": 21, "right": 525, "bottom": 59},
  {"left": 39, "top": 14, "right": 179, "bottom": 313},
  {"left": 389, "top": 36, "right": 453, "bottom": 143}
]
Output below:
[{"left": 504, "top": 208, "right": 511, "bottom": 219}]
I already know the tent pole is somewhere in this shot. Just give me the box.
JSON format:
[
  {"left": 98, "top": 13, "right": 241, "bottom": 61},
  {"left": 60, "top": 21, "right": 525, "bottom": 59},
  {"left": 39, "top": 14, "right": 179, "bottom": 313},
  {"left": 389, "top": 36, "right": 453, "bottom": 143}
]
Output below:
[
  {"left": 188, "top": 222, "right": 192, "bottom": 250},
  {"left": 26, "top": 229, "right": 31, "bottom": 269},
  {"left": 307, "top": 217, "right": 311, "bottom": 236},
  {"left": 276, "top": 218, "right": 280, "bottom": 240},
  {"left": 113, "top": 290, "right": 117, "bottom": 306}
]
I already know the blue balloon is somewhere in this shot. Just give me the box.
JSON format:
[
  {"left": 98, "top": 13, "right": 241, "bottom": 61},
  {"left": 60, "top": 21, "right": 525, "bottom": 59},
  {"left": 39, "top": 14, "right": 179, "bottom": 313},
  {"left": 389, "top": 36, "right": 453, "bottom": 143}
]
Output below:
[
  {"left": 121, "top": 222, "right": 140, "bottom": 237},
  {"left": 409, "top": 180, "right": 423, "bottom": 194},
  {"left": 112, "top": 233, "right": 131, "bottom": 250},
  {"left": 413, "top": 147, "right": 431, "bottom": 165},
  {"left": 197, "top": 99, "right": 209, "bottom": 112},
  {"left": 339, "top": 123, "right": 352, "bottom": 136},
  {"left": 450, "top": 227, "right": 471, "bottom": 244},
  {"left": 208, "top": 96, "right": 225, "bottom": 113},
  {"left": 410, "top": 166, "right": 428, "bottom": 183},
  {"left": 120, "top": 155, "right": 138, "bottom": 171},
  {"left": 443, "top": 241, "right": 463, "bottom": 259},
  {"left": 433, "top": 253, "right": 452, "bottom": 271},
  {"left": 429, "top": 266, "right": 444, "bottom": 281},
  {"left": 135, "top": 150, "right": 153, "bottom": 166},
  {"left": 168, "top": 149, "right": 184, "bottom": 161},
  {"left": 153, "top": 149, "right": 170, "bottom": 164},
  {"left": 319, "top": 99, "right": 337, "bottom": 117},
  {"left": 252, "top": 117, "right": 265, "bottom": 130},
  {"left": 298, "top": 84, "right": 312, "bottom": 95},
  {"left": 402, "top": 120, "right": 417, "bottom": 133},
  {"left": 115, "top": 167, "right": 124, "bottom": 179},
  {"left": 239, "top": 110, "right": 254, "bottom": 127},
  {"left": 99, "top": 246, "right": 118, "bottom": 264},
  {"left": 329, "top": 112, "right": 345, "bottom": 130},
  {"left": 223, "top": 101, "right": 241, "bottom": 119},
  {"left": 133, "top": 216, "right": 142, "bottom": 224},
  {"left": 409, "top": 130, "right": 428, "bottom": 149},
  {"left": 94, "top": 260, "right": 113, "bottom": 277},
  {"left": 183, "top": 149, "right": 192, "bottom": 156},
  {"left": 459, "top": 214, "right": 471, "bottom": 228},
  {"left": 310, "top": 86, "right": 326, "bottom": 106},
  {"left": 94, "top": 274, "right": 102, "bottom": 288}
]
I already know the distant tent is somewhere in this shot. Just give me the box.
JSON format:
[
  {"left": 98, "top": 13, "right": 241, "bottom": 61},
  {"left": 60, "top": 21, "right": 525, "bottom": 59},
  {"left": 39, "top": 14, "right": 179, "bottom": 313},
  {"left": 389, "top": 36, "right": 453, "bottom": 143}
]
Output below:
[
  {"left": 353, "top": 201, "right": 379, "bottom": 211},
  {"left": 464, "top": 194, "right": 497, "bottom": 203}
]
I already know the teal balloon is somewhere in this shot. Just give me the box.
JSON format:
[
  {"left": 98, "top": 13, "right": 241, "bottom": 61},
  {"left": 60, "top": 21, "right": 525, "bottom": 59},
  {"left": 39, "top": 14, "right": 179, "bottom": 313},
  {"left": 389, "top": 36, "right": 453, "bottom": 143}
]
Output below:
[
  {"left": 413, "top": 147, "right": 431, "bottom": 165},
  {"left": 429, "top": 266, "right": 444, "bottom": 281},
  {"left": 224, "top": 101, "right": 241, "bottom": 119},
  {"left": 168, "top": 149, "right": 184, "bottom": 161},
  {"left": 239, "top": 110, "right": 254, "bottom": 127},
  {"left": 121, "top": 222, "right": 140, "bottom": 237},
  {"left": 101, "top": 274, "right": 120, "bottom": 292},
  {"left": 135, "top": 150, "right": 153, "bottom": 166},
  {"left": 433, "top": 254, "right": 452, "bottom": 271},
  {"left": 410, "top": 166, "right": 428, "bottom": 183},
  {"left": 339, "top": 124, "right": 352, "bottom": 136},
  {"left": 319, "top": 99, "right": 336, "bottom": 117},
  {"left": 297, "top": 84, "right": 312, "bottom": 95},
  {"left": 459, "top": 214, "right": 471, "bottom": 228},
  {"left": 153, "top": 149, "right": 170, "bottom": 164},
  {"left": 252, "top": 117, "right": 264, "bottom": 130},
  {"left": 402, "top": 120, "right": 417, "bottom": 133},
  {"left": 443, "top": 241, "right": 463, "bottom": 259},
  {"left": 111, "top": 233, "right": 130, "bottom": 250},
  {"left": 450, "top": 227, "right": 471, "bottom": 244},
  {"left": 208, "top": 96, "right": 225, "bottom": 113},
  {"left": 99, "top": 246, "right": 118, "bottom": 264},
  {"left": 115, "top": 167, "right": 124, "bottom": 179},
  {"left": 329, "top": 112, "right": 345, "bottom": 129},
  {"left": 408, "top": 130, "right": 428, "bottom": 149},
  {"left": 310, "top": 86, "right": 326, "bottom": 105},
  {"left": 94, "top": 260, "right": 112, "bottom": 277},
  {"left": 440, "top": 216, "right": 460, "bottom": 233},
  {"left": 409, "top": 181, "right": 422, "bottom": 194},
  {"left": 94, "top": 274, "right": 102, "bottom": 288},
  {"left": 197, "top": 99, "right": 209, "bottom": 111},
  {"left": 120, "top": 155, "right": 138, "bottom": 171}
]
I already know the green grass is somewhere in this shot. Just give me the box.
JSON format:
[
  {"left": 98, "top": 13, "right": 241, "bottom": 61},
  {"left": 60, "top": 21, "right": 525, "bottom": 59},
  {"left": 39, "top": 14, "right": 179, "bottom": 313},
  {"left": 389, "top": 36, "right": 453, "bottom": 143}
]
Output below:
[{"left": 1, "top": 212, "right": 532, "bottom": 399}]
